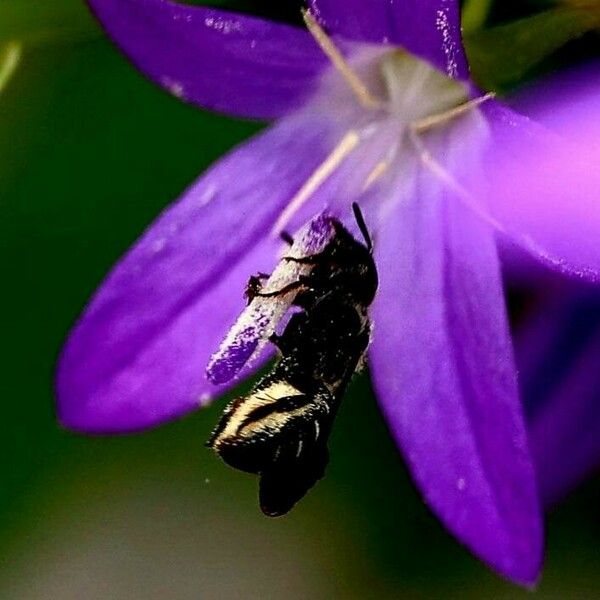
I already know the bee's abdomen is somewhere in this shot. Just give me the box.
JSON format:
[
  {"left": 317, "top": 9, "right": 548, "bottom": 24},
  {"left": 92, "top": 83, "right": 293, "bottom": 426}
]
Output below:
[{"left": 207, "top": 377, "right": 333, "bottom": 474}]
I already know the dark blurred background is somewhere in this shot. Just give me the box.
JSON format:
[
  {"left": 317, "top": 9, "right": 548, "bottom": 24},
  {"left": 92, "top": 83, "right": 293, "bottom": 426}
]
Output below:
[{"left": 1, "top": 1, "right": 599, "bottom": 597}]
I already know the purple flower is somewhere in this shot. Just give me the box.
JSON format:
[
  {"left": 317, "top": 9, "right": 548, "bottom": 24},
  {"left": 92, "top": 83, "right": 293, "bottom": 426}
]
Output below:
[{"left": 56, "top": 0, "right": 600, "bottom": 585}]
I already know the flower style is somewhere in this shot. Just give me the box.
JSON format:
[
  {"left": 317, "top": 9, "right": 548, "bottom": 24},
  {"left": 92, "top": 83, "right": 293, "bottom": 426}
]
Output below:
[{"left": 56, "top": 0, "right": 600, "bottom": 585}]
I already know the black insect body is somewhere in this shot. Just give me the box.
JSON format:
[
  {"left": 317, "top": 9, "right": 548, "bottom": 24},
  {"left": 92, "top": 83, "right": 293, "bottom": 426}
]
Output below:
[{"left": 207, "top": 205, "right": 377, "bottom": 516}]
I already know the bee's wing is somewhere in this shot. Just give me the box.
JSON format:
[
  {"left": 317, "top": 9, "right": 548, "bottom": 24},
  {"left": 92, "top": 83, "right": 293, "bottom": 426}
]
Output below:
[
  {"left": 259, "top": 438, "right": 330, "bottom": 517},
  {"left": 257, "top": 384, "right": 337, "bottom": 517}
]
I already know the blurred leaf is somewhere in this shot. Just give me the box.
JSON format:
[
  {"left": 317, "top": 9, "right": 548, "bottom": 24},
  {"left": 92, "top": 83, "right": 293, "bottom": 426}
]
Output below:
[
  {"left": 0, "top": 0, "right": 100, "bottom": 46},
  {"left": 462, "top": 0, "right": 494, "bottom": 33},
  {"left": 465, "top": 5, "right": 600, "bottom": 91},
  {"left": 0, "top": 42, "right": 21, "bottom": 95}
]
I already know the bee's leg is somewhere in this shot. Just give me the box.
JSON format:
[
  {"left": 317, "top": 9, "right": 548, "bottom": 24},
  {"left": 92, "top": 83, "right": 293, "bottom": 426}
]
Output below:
[
  {"left": 253, "top": 275, "right": 311, "bottom": 299},
  {"left": 268, "top": 332, "right": 282, "bottom": 347},
  {"left": 247, "top": 272, "right": 270, "bottom": 285},
  {"left": 282, "top": 254, "right": 323, "bottom": 265},
  {"left": 245, "top": 272, "right": 272, "bottom": 303}
]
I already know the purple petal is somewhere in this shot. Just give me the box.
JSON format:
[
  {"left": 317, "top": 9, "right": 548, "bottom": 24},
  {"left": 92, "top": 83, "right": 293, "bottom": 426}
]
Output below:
[
  {"left": 474, "top": 99, "right": 600, "bottom": 282},
  {"left": 56, "top": 114, "right": 340, "bottom": 433},
  {"left": 516, "top": 287, "right": 600, "bottom": 506},
  {"left": 513, "top": 60, "right": 600, "bottom": 149},
  {"left": 87, "top": 0, "right": 328, "bottom": 119},
  {"left": 530, "top": 329, "right": 600, "bottom": 506},
  {"left": 308, "top": 0, "right": 468, "bottom": 78},
  {"left": 369, "top": 178, "right": 542, "bottom": 583}
]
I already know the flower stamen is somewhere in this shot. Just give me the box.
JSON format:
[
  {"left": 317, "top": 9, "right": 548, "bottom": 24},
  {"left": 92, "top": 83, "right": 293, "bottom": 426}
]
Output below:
[
  {"left": 407, "top": 126, "right": 505, "bottom": 233},
  {"left": 411, "top": 92, "right": 495, "bottom": 134},
  {"left": 302, "top": 9, "right": 384, "bottom": 110},
  {"left": 362, "top": 160, "right": 391, "bottom": 191},
  {"left": 271, "top": 129, "right": 360, "bottom": 235}
]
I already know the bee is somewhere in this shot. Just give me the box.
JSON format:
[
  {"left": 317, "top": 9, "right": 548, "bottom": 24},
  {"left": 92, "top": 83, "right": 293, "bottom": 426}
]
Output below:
[{"left": 207, "top": 204, "right": 377, "bottom": 516}]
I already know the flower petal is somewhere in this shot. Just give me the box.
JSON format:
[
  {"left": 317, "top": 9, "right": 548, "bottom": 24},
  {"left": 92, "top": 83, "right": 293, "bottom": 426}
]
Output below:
[
  {"left": 56, "top": 114, "right": 340, "bottom": 433},
  {"left": 530, "top": 328, "right": 600, "bottom": 506},
  {"left": 474, "top": 100, "right": 600, "bottom": 282},
  {"left": 87, "top": 0, "right": 328, "bottom": 119},
  {"left": 517, "top": 287, "right": 600, "bottom": 506},
  {"left": 308, "top": 0, "right": 468, "bottom": 78},
  {"left": 513, "top": 60, "right": 600, "bottom": 150},
  {"left": 369, "top": 173, "right": 542, "bottom": 583}
]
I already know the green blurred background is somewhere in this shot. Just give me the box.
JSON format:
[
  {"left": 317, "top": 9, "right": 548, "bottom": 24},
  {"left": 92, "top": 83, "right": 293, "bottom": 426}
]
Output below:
[{"left": 1, "top": 1, "right": 599, "bottom": 597}]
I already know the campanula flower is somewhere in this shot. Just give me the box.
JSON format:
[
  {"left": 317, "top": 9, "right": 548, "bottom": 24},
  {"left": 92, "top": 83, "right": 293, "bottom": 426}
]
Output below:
[{"left": 57, "top": 0, "right": 600, "bottom": 585}]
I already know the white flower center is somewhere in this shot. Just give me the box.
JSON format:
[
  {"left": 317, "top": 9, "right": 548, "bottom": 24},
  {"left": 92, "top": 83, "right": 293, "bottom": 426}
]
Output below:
[
  {"left": 272, "top": 13, "right": 493, "bottom": 235},
  {"left": 380, "top": 50, "right": 470, "bottom": 124}
]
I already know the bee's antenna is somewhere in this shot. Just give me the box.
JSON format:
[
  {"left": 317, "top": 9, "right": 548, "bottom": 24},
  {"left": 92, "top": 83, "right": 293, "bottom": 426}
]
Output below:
[{"left": 352, "top": 202, "right": 372, "bottom": 252}]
